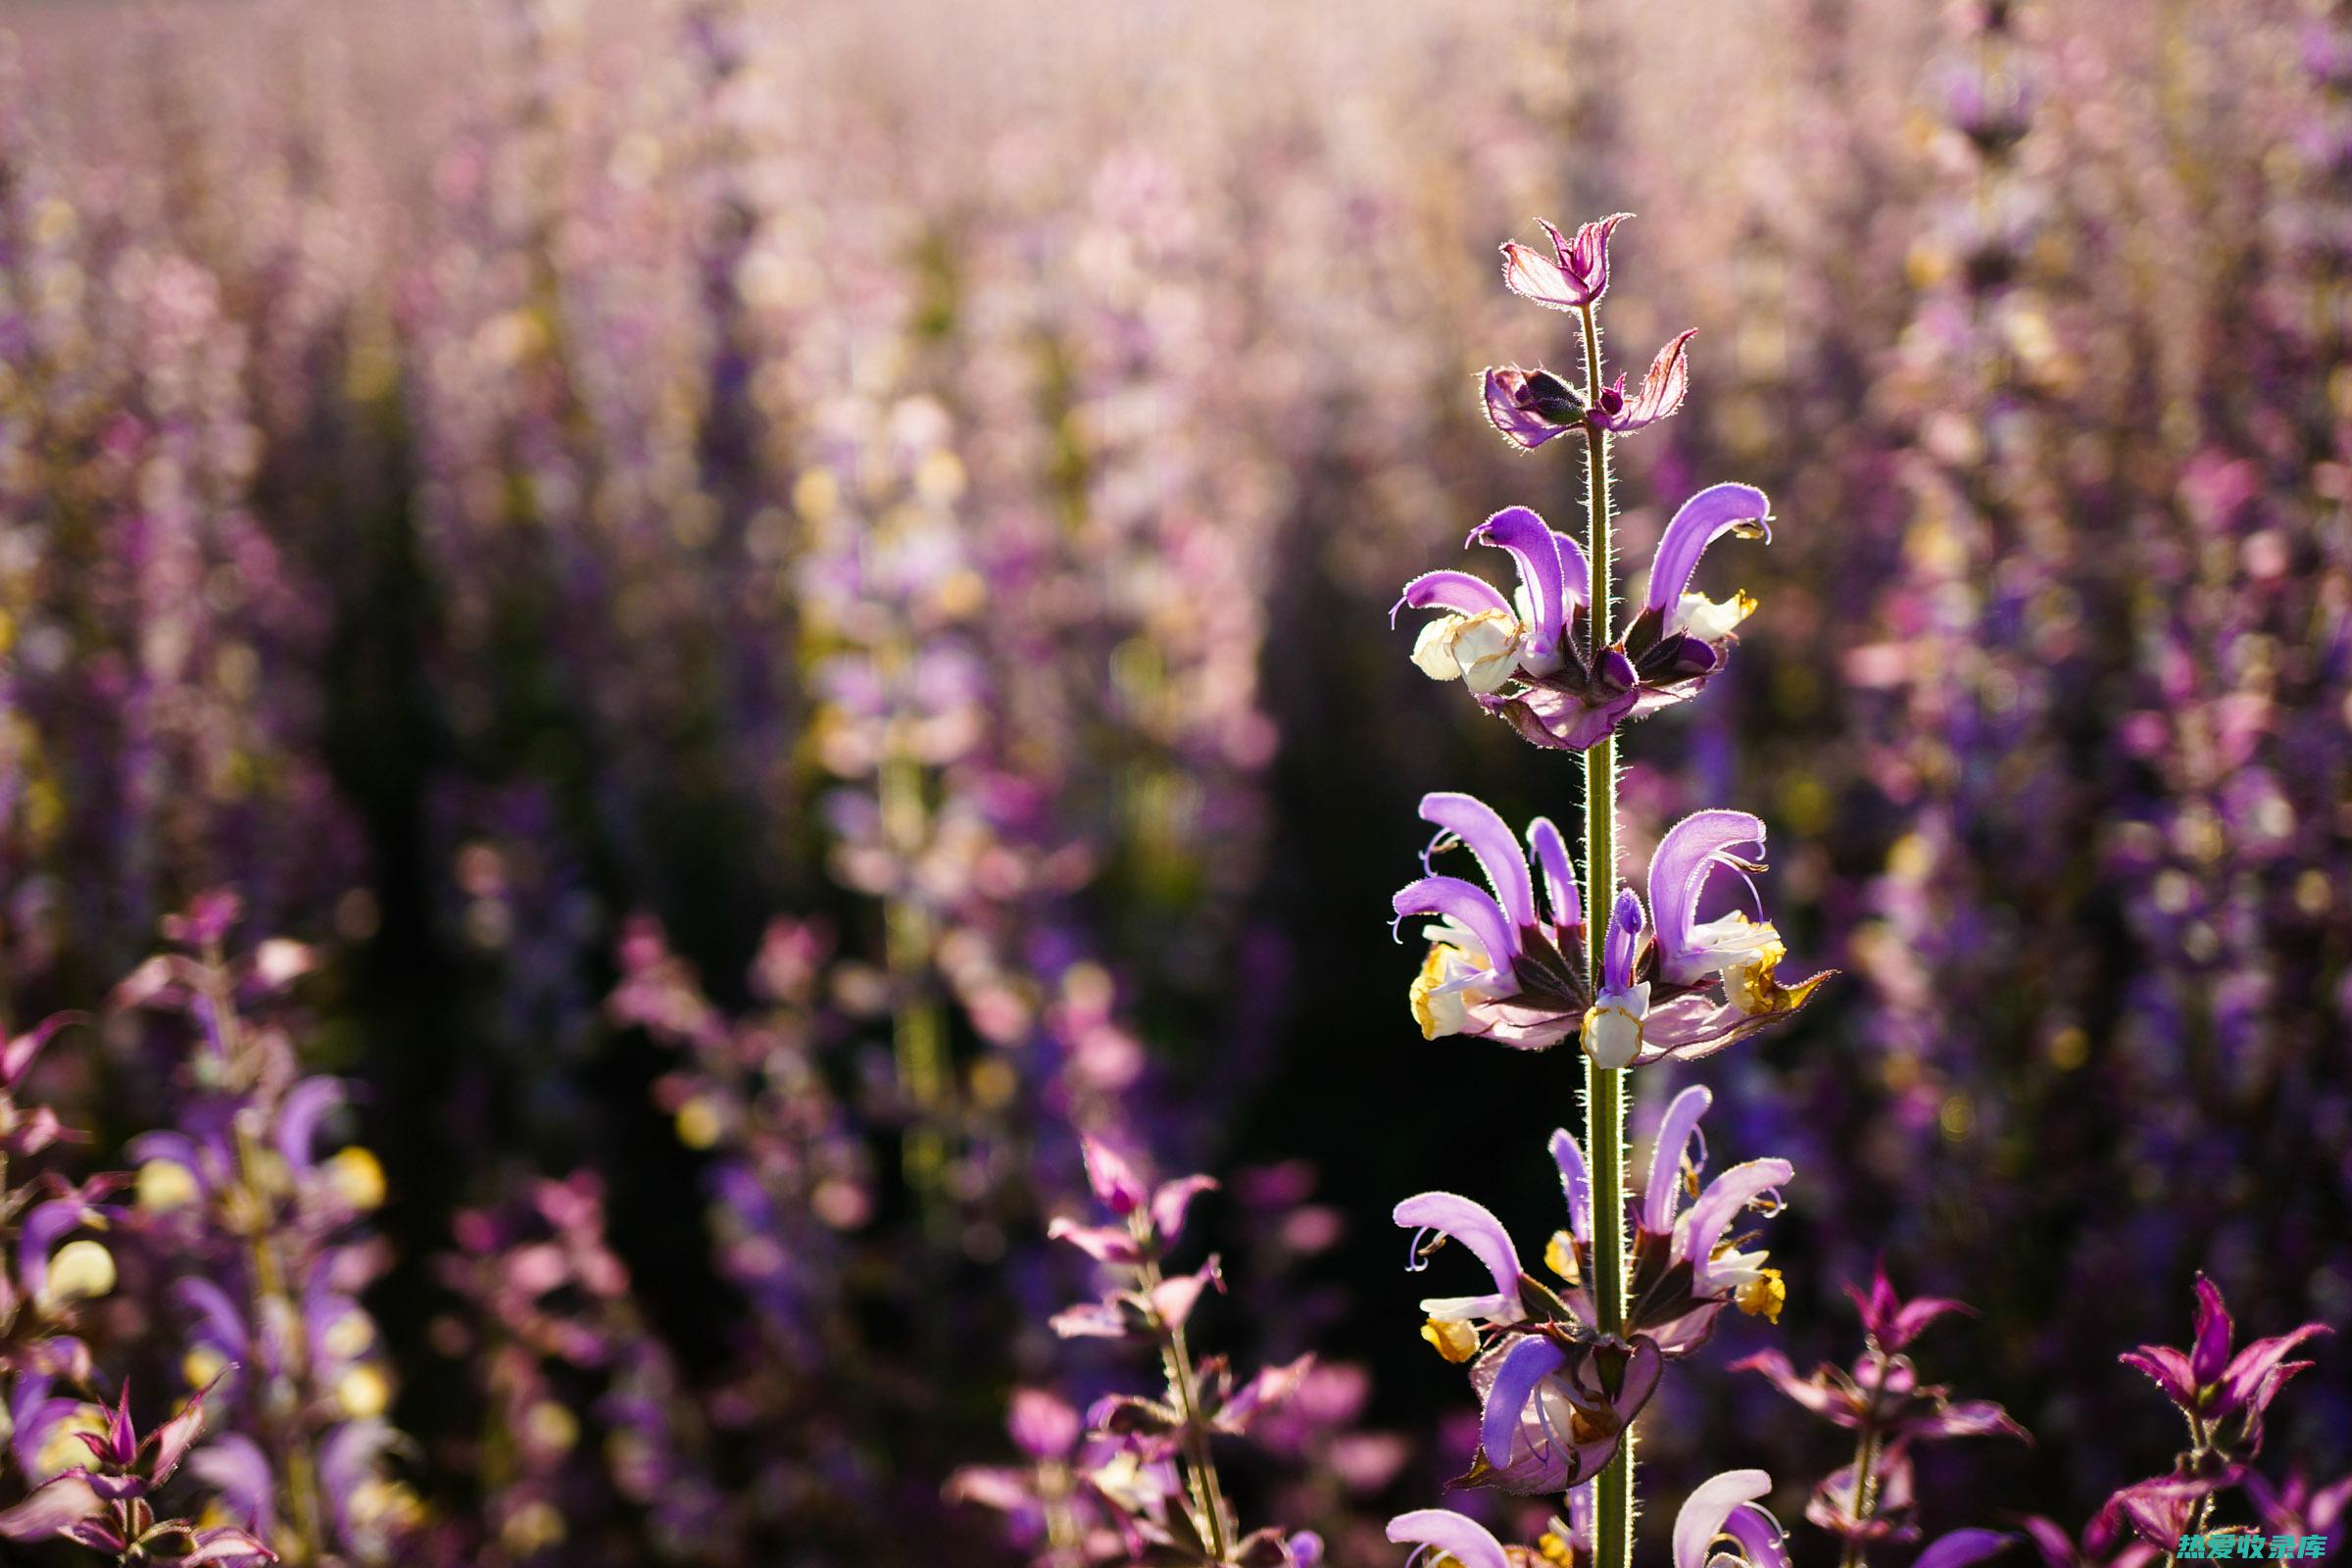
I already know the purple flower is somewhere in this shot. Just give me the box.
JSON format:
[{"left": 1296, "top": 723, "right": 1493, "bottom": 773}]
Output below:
[
  {"left": 1736, "top": 1346, "right": 2028, "bottom": 1444},
  {"left": 1394, "top": 795, "right": 1828, "bottom": 1059},
  {"left": 1482, "top": 367, "right": 1590, "bottom": 451},
  {"left": 1845, "top": 1264, "right": 1976, "bottom": 1352},
  {"left": 1396, "top": 487, "right": 1774, "bottom": 750},
  {"left": 1481, "top": 332, "right": 1696, "bottom": 448},
  {"left": 1587, "top": 329, "right": 1697, "bottom": 434},
  {"left": 1392, "top": 1099, "right": 1791, "bottom": 1493},
  {"left": 2117, "top": 1274, "right": 2329, "bottom": 1457},
  {"left": 1500, "top": 213, "right": 1631, "bottom": 311}
]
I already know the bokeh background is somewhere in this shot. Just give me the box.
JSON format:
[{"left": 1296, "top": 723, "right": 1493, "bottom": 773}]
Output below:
[{"left": 0, "top": 0, "right": 2347, "bottom": 1562}]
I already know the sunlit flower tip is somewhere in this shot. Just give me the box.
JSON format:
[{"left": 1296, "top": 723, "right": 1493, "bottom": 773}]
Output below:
[
  {"left": 1735, "top": 1267, "right": 1786, "bottom": 1323},
  {"left": 1421, "top": 1317, "right": 1481, "bottom": 1363},
  {"left": 1587, "top": 329, "right": 1697, "bottom": 435},
  {"left": 1077, "top": 1136, "right": 1148, "bottom": 1217},
  {"left": 1499, "top": 213, "right": 1632, "bottom": 311},
  {"left": 1673, "top": 1471, "right": 1790, "bottom": 1568},
  {"left": 1483, "top": 366, "right": 1586, "bottom": 451},
  {"left": 1412, "top": 610, "right": 1525, "bottom": 693}
]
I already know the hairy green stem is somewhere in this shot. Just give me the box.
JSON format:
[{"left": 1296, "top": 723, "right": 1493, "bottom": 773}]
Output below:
[
  {"left": 1577, "top": 299, "right": 1634, "bottom": 1568},
  {"left": 1135, "top": 1220, "right": 1232, "bottom": 1561},
  {"left": 1839, "top": 1348, "right": 1893, "bottom": 1568}
]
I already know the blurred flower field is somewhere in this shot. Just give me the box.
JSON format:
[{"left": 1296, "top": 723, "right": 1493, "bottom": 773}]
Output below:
[{"left": 0, "top": 0, "right": 2345, "bottom": 1563}]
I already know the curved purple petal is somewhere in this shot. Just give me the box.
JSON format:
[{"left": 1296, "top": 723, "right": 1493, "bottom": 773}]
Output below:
[
  {"left": 1150, "top": 1175, "right": 1219, "bottom": 1246},
  {"left": 1643, "top": 484, "right": 1772, "bottom": 616},
  {"left": 2189, "top": 1274, "right": 2234, "bottom": 1386},
  {"left": 1674, "top": 1469, "right": 1776, "bottom": 1568},
  {"left": 274, "top": 1078, "right": 346, "bottom": 1174},
  {"left": 173, "top": 1278, "right": 255, "bottom": 1358},
  {"left": 1643, "top": 1085, "right": 1714, "bottom": 1235},
  {"left": 1479, "top": 1335, "right": 1569, "bottom": 1464},
  {"left": 1648, "top": 809, "right": 1766, "bottom": 966},
  {"left": 1420, "top": 794, "right": 1538, "bottom": 933},
  {"left": 1527, "top": 818, "right": 1582, "bottom": 931},
  {"left": 1603, "top": 889, "right": 1645, "bottom": 995},
  {"left": 1679, "top": 1158, "right": 1793, "bottom": 1273},
  {"left": 0, "top": 1474, "right": 100, "bottom": 1542},
  {"left": 1393, "top": 876, "right": 1518, "bottom": 982},
  {"left": 1468, "top": 507, "right": 1566, "bottom": 662},
  {"left": 1393, "top": 1193, "right": 1522, "bottom": 1303},
  {"left": 1916, "top": 1531, "right": 2016, "bottom": 1568},
  {"left": 1550, "top": 1129, "right": 1592, "bottom": 1244},
  {"left": 1387, "top": 1509, "right": 1511, "bottom": 1568},
  {"left": 2218, "top": 1323, "right": 2331, "bottom": 1418},
  {"left": 1394, "top": 569, "right": 1513, "bottom": 627}
]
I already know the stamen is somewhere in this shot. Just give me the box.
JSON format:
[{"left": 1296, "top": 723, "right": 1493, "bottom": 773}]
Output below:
[{"left": 1405, "top": 1226, "right": 1442, "bottom": 1271}]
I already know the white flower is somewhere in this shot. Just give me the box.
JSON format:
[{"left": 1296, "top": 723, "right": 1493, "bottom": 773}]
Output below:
[
  {"left": 1668, "top": 589, "right": 1756, "bottom": 644},
  {"left": 1410, "top": 611, "right": 1524, "bottom": 694},
  {"left": 1581, "top": 983, "right": 1650, "bottom": 1068}
]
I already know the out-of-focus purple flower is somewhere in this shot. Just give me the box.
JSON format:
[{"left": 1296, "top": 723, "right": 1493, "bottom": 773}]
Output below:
[
  {"left": 2116, "top": 1274, "right": 2328, "bottom": 1457},
  {"left": 1500, "top": 213, "right": 1631, "bottom": 311},
  {"left": 1396, "top": 487, "right": 1774, "bottom": 750},
  {"left": 2243, "top": 1470, "right": 2352, "bottom": 1539},
  {"left": 1736, "top": 1346, "right": 2028, "bottom": 1443},
  {"left": 1845, "top": 1264, "right": 1975, "bottom": 1352},
  {"left": 1394, "top": 795, "right": 1827, "bottom": 1058},
  {"left": 0, "top": 1377, "right": 273, "bottom": 1564}
]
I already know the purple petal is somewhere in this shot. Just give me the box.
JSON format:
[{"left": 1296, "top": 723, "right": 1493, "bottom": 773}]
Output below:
[
  {"left": 274, "top": 1078, "right": 346, "bottom": 1173},
  {"left": 0, "top": 1475, "right": 100, "bottom": 1541},
  {"left": 1723, "top": 1498, "right": 1791, "bottom": 1568},
  {"left": 1643, "top": 1085, "right": 1714, "bottom": 1235},
  {"left": 1007, "top": 1391, "right": 1081, "bottom": 1460},
  {"left": 186, "top": 1437, "right": 275, "bottom": 1532},
  {"left": 1046, "top": 1218, "right": 1144, "bottom": 1265},
  {"left": 1482, "top": 367, "right": 1581, "bottom": 452},
  {"left": 1078, "top": 1138, "right": 1148, "bottom": 1216},
  {"left": 1730, "top": 1349, "right": 1856, "bottom": 1426},
  {"left": 1150, "top": 1175, "right": 1218, "bottom": 1246},
  {"left": 2217, "top": 1323, "right": 2330, "bottom": 1418},
  {"left": 1550, "top": 1129, "right": 1592, "bottom": 1245},
  {"left": 2117, "top": 1346, "right": 2195, "bottom": 1406},
  {"left": 1393, "top": 1193, "right": 1522, "bottom": 1303},
  {"left": 1480, "top": 1336, "right": 1569, "bottom": 1463},
  {"left": 1393, "top": 876, "right": 1517, "bottom": 983},
  {"left": 1527, "top": 818, "right": 1582, "bottom": 930},
  {"left": 172, "top": 1278, "right": 253, "bottom": 1358},
  {"left": 2189, "top": 1274, "right": 2235, "bottom": 1387},
  {"left": 1915, "top": 1531, "right": 2017, "bottom": 1568},
  {"left": 1394, "top": 569, "right": 1512, "bottom": 627},
  {"left": 1674, "top": 1469, "right": 1775, "bottom": 1568},
  {"left": 1887, "top": 1295, "right": 1977, "bottom": 1350},
  {"left": 1467, "top": 507, "right": 1566, "bottom": 662},
  {"left": 1421, "top": 794, "right": 1538, "bottom": 934},
  {"left": 1387, "top": 1509, "right": 1510, "bottom": 1568},
  {"left": 1679, "top": 1158, "right": 1794, "bottom": 1275},
  {"left": 1642, "top": 483, "right": 1772, "bottom": 616},
  {"left": 1647, "top": 809, "right": 1767, "bottom": 981},
  {"left": 1603, "top": 889, "right": 1645, "bottom": 995}
]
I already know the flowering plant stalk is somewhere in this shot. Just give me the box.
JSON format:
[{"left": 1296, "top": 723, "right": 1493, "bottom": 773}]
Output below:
[{"left": 1392, "top": 216, "right": 1830, "bottom": 1568}]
